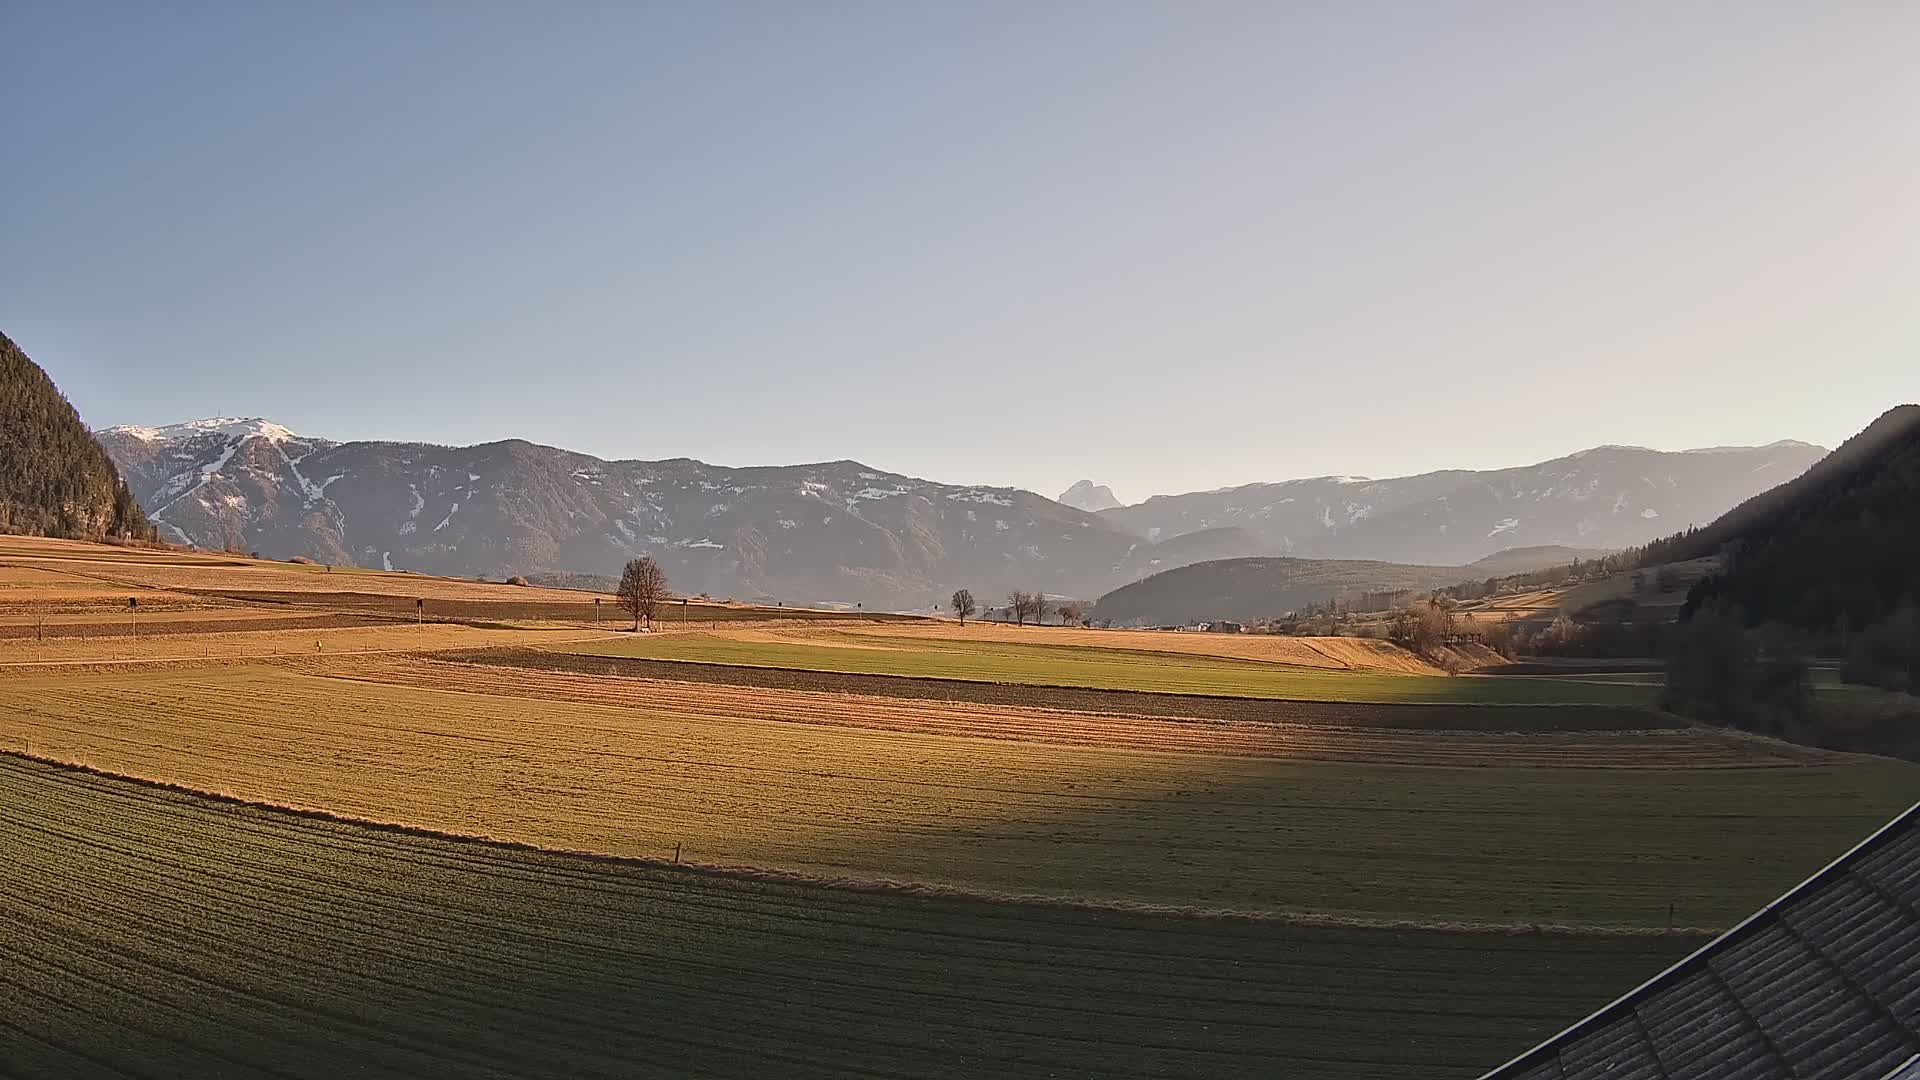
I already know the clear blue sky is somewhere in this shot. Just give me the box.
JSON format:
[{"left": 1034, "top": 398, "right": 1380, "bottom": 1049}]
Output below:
[{"left": 4, "top": 2, "right": 1914, "bottom": 502}]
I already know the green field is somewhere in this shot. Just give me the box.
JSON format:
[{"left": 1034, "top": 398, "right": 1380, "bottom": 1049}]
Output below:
[
  {"left": 557, "top": 631, "right": 1657, "bottom": 705},
  {"left": 0, "top": 755, "right": 1698, "bottom": 1079}
]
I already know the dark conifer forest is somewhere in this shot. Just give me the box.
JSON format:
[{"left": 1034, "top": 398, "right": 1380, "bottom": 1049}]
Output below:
[
  {"left": 0, "top": 331, "right": 152, "bottom": 540},
  {"left": 1676, "top": 405, "right": 1920, "bottom": 693}
]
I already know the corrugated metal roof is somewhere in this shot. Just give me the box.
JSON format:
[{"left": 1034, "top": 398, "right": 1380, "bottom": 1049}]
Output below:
[{"left": 1483, "top": 802, "right": 1920, "bottom": 1080}]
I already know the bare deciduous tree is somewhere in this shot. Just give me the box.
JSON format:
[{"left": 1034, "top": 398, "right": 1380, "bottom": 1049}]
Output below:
[
  {"left": 1056, "top": 601, "right": 1084, "bottom": 627},
  {"left": 1032, "top": 591, "right": 1050, "bottom": 626},
  {"left": 1389, "top": 597, "right": 1456, "bottom": 662},
  {"left": 616, "top": 557, "right": 670, "bottom": 630},
  {"left": 1007, "top": 590, "right": 1030, "bottom": 626},
  {"left": 951, "top": 589, "right": 977, "bottom": 625}
]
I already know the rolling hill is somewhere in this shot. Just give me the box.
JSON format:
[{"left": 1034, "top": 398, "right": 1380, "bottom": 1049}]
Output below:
[
  {"left": 1090, "top": 545, "right": 1609, "bottom": 627},
  {"left": 0, "top": 331, "right": 150, "bottom": 540},
  {"left": 1091, "top": 556, "right": 1464, "bottom": 626}
]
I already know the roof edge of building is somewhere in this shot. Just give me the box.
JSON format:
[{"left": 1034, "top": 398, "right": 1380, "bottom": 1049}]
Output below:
[{"left": 1480, "top": 799, "right": 1920, "bottom": 1079}]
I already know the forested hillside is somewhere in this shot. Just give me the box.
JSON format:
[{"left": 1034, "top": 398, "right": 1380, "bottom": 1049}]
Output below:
[
  {"left": 0, "top": 332, "right": 151, "bottom": 540},
  {"left": 1679, "top": 405, "right": 1919, "bottom": 634}
]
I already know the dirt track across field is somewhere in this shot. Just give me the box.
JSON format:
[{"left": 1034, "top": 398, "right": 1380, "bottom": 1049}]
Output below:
[{"left": 457, "top": 647, "right": 1678, "bottom": 732}]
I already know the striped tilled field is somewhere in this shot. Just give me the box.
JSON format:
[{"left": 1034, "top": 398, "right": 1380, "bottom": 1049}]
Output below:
[
  {"left": 334, "top": 656, "right": 1835, "bottom": 769},
  {"left": 2, "top": 664, "right": 1911, "bottom": 928},
  {"left": 0, "top": 755, "right": 1696, "bottom": 1080}
]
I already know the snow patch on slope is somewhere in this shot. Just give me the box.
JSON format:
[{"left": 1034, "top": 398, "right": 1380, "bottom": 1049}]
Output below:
[
  {"left": 947, "top": 490, "right": 1013, "bottom": 506},
  {"left": 152, "top": 435, "right": 247, "bottom": 517}
]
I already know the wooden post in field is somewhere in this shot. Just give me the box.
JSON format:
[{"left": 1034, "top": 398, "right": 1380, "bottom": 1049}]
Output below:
[
  {"left": 416, "top": 598, "right": 424, "bottom": 626},
  {"left": 128, "top": 596, "right": 138, "bottom": 640},
  {"left": 674, "top": 842, "right": 681, "bottom": 864}
]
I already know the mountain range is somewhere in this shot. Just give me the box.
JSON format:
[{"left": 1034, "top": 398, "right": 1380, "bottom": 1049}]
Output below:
[
  {"left": 100, "top": 420, "right": 1198, "bottom": 608},
  {"left": 96, "top": 417, "right": 1827, "bottom": 610},
  {"left": 1098, "top": 442, "right": 1826, "bottom": 566}
]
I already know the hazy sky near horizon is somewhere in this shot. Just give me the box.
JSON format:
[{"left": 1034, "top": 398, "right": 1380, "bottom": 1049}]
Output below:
[{"left": 4, "top": 2, "right": 1915, "bottom": 503}]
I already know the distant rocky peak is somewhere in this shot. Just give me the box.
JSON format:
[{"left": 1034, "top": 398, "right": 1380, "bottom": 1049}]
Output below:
[{"left": 1059, "top": 479, "right": 1122, "bottom": 513}]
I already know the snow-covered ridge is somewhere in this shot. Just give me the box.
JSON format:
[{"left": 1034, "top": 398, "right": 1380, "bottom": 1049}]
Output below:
[
  {"left": 105, "top": 417, "right": 305, "bottom": 444},
  {"left": 1683, "top": 439, "right": 1823, "bottom": 455}
]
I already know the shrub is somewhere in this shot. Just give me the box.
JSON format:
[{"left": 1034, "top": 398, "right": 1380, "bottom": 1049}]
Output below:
[
  {"left": 506, "top": 575, "right": 530, "bottom": 587},
  {"left": 288, "top": 556, "right": 314, "bottom": 565}
]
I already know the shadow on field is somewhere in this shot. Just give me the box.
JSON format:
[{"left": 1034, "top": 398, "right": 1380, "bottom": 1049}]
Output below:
[{"left": 0, "top": 755, "right": 1696, "bottom": 1080}]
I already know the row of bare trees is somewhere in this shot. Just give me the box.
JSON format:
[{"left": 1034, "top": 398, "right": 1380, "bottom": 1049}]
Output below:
[
  {"left": 949, "top": 588, "right": 1083, "bottom": 626},
  {"left": 614, "top": 563, "right": 1088, "bottom": 633},
  {"left": 1007, "top": 590, "right": 1047, "bottom": 626}
]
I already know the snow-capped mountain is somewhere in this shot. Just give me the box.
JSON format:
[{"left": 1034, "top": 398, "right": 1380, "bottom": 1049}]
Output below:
[
  {"left": 96, "top": 419, "right": 1239, "bottom": 608},
  {"left": 96, "top": 418, "right": 1828, "bottom": 608},
  {"left": 1099, "top": 441, "right": 1828, "bottom": 565},
  {"left": 1057, "top": 480, "right": 1122, "bottom": 513},
  {"left": 107, "top": 417, "right": 305, "bottom": 444}
]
